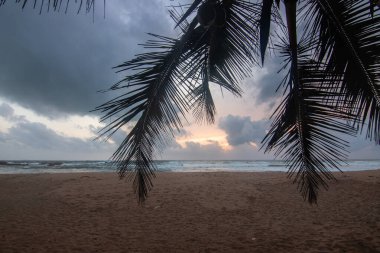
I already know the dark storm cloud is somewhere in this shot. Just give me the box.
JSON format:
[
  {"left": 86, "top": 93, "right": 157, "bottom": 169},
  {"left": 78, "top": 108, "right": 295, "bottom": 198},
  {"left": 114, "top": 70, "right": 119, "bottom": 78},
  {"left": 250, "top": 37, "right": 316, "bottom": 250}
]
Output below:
[
  {"left": 218, "top": 115, "right": 268, "bottom": 146},
  {"left": 0, "top": 0, "right": 174, "bottom": 118}
]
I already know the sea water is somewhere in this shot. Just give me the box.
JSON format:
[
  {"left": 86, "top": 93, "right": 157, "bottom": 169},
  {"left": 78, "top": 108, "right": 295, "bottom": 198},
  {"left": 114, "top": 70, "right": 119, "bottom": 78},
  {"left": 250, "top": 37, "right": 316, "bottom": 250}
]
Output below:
[{"left": 0, "top": 160, "right": 379, "bottom": 174}]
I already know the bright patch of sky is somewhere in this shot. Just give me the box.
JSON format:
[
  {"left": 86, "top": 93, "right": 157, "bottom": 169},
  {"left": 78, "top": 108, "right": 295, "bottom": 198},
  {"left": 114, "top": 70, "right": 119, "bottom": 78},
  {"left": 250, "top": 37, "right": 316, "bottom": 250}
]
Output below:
[{"left": 0, "top": 98, "right": 102, "bottom": 139}]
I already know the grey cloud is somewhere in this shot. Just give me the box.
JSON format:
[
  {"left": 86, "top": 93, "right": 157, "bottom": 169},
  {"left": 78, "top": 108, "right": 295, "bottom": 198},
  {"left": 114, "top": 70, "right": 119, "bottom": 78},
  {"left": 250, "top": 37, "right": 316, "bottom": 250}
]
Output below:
[
  {"left": 175, "top": 129, "right": 192, "bottom": 138},
  {"left": 349, "top": 143, "right": 380, "bottom": 159},
  {"left": 183, "top": 141, "right": 225, "bottom": 159},
  {"left": 0, "top": 119, "right": 116, "bottom": 159},
  {"left": 346, "top": 133, "right": 380, "bottom": 159},
  {"left": 10, "top": 121, "right": 79, "bottom": 149},
  {"left": 0, "top": 103, "right": 14, "bottom": 118},
  {"left": 0, "top": 102, "right": 27, "bottom": 122},
  {"left": 0, "top": 0, "right": 174, "bottom": 118},
  {"left": 0, "top": 104, "right": 116, "bottom": 159},
  {"left": 244, "top": 56, "right": 285, "bottom": 106},
  {"left": 105, "top": 128, "right": 128, "bottom": 147},
  {"left": 10, "top": 121, "right": 108, "bottom": 150},
  {"left": 219, "top": 115, "right": 268, "bottom": 146},
  {"left": 88, "top": 124, "right": 128, "bottom": 147},
  {"left": 163, "top": 141, "right": 226, "bottom": 160}
]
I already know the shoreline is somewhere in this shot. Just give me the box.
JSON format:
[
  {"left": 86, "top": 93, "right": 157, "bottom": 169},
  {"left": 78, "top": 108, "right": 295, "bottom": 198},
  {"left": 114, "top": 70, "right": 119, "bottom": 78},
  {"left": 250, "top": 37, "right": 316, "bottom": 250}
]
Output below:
[
  {"left": 1, "top": 160, "right": 380, "bottom": 175},
  {"left": 1, "top": 171, "right": 379, "bottom": 252},
  {"left": 0, "top": 167, "right": 379, "bottom": 175}
]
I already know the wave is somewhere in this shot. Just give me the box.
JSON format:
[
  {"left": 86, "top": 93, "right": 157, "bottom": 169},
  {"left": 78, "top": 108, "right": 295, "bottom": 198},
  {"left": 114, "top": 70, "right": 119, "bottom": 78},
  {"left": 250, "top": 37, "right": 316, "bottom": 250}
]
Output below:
[{"left": 0, "top": 160, "right": 379, "bottom": 174}]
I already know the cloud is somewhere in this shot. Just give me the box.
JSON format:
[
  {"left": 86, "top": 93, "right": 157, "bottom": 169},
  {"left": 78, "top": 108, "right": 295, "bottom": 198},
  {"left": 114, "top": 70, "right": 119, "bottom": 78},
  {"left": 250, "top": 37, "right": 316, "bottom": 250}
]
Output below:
[
  {"left": 161, "top": 140, "right": 226, "bottom": 160},
  {"left": 0, "top": 0, "right": 174, "bottom": 118},
  {"left": 175, "top": 141, "right": 226, "bottom": 160},
  {"left": 218, "top": 115, "right": 268, "bottom": 146},
  {"left": 8, "top": 121, "right": 84, "bottom": 150},
  {"left": 0, "top": 103, "right": 14, "bottom": 119},
  {"left": 218, "top": 114, "right": 380, "bottom": 160},
  {"left": 88, "top": 121, "right": 134, "bottom": 149},
  {"left": 241, "top": 57, "right": 285, "bottom": 107},
  {"left": 2, "top": 102, "right": 377, "bottom": 160},
  {"left": 0, "top": 102, "right": 27, "bottom": 122},
  {"left": 0, "top": 120, "right": 116, "bottom": 160},
  {"left": 175, "top": 128, "right": 192, "bottom": 138},
  {"left": 346, "top": 133, "right": 380, "bottom": 159},
  {"left": 0, "top": 105, "right": 115, "bottom": 160}
]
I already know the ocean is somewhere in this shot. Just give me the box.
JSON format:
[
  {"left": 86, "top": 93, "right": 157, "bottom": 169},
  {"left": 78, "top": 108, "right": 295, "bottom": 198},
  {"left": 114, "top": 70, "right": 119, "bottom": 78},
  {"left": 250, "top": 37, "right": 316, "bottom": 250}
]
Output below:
[{"left": 0, "top": 160, "right": 379, "bottom": 174}]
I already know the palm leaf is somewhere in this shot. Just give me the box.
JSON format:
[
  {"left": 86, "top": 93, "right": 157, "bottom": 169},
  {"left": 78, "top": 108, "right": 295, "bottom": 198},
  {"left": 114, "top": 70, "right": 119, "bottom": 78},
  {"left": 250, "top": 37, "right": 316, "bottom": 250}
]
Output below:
[
  {"left": 96, "top": 20, "right": 198, "bottom": 202},
  {"left": 259, "top": 0, "right": 274, "bottom": 65},
  {"left": 0, "top": 0, "right": 103, "bottom": 15},
  {"left": 263, "top": 41, "right": 357, "bottom": 203},
  {"left": 307, "top": 0, "right": 380, "bottom": 143},
  {"left": 174, "top": 0, "right": 203, "bottom": 28},
  {"left": 181, "top": 0, "right": 261, "bottom": 122},
  {"left": 96, "top": 0, "right": 262, "bottom": 201},
  {"left": 192, "top": 56, "right": 216, "bottom": 123},
  {"left": 168, "top": 0, "right": 261, "bottom": 123}
]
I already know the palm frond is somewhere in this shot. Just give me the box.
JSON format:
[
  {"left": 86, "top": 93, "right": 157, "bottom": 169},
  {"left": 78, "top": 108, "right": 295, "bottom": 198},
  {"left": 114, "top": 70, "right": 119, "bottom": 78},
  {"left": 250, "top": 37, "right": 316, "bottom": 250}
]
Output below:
[
  {"left": 167, "top": 0, "right": 260, "bottom": 124},
  {"left": 191, "top": 52, "right": 216, "bottom": 123},
  {"left": 96, "top": 0, "right": 262, "bottom": 201},
  {"left": 0, "top": 0, "right": 103, "bottom": 15},
  {"left": 307, "top": 0, "right": 380, "bottom": 143},
  {"left": 263, "top": 42, "right": 357, "bottom": 203},
  {"left": 259, "top": 0, "right": 274, "bottom": 65},
  {"left": 185, "top": 0, "right": 260, "bottom": 87},
  {"left": 174, "top": 0, "right": 202, "bottom": 28},
  {"left": 95, "top": 21, "right": 198, "bottom": 202},
  {"left": 179, "top": 0, "right": 261, "bottom": 122}
]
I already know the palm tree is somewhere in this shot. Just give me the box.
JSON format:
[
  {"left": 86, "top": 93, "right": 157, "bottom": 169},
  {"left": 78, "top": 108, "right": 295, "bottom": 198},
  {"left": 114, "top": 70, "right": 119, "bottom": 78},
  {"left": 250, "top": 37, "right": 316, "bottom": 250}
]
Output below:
[
  {"left": 3, "top": 0, "right": 379, "bottom": 204},
  {"left": 96, "top": 0, "right": 380, "bottom": 204}
]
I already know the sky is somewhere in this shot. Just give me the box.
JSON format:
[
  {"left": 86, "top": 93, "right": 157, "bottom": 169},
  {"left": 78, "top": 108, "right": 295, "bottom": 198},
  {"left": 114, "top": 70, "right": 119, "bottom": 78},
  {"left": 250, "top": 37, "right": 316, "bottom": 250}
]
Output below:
[{"left": 0, "top": 0, "right": 379, "bottom": 160}]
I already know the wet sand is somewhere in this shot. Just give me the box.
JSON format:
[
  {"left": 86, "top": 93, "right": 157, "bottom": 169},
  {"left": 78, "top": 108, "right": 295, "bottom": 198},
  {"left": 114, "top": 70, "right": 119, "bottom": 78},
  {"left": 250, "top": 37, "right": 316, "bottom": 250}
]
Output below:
[{"left": 0, "top": 171, "right": 379, "bottom": 252}]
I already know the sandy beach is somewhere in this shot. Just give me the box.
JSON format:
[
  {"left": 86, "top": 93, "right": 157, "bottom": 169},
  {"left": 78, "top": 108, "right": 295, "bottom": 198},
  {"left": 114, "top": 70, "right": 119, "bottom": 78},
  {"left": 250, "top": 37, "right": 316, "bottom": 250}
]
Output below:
[{"left": 0, "top": 171, "right": 379, "bottom": 253}]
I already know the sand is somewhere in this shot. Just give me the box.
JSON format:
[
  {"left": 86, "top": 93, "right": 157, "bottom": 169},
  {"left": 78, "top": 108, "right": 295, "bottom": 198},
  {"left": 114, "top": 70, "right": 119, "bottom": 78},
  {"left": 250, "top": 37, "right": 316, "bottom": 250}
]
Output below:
[{"left": 0, "top": 171, "right": 379, "bottom": 253}]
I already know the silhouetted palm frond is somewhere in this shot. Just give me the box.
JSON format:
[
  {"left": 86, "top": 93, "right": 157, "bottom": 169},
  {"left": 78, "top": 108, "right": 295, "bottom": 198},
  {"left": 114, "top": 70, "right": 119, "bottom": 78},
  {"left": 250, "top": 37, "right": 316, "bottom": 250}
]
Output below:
[
  {"left": 95, "top": 26, "right": 197, "bottom": 202},
  {"left": 0, "top": 0, "right": 103, "bottom": 15},
  {"left": 259, "top": 0, "right": 282, "bottom": 65},
  {"left": 180, "top": 0, "right": 261, "bottom": 122},
  {"left": 260, "top": 0, "right": 379, "bottom": 203},
  {"left": 306, "top": 0, "right": 380, "bottom": 144},
  {"left": 97, "top": 0, "right": 261, "bottom": 202},
  {"left": 263, "top": 38, "right": 357, "bottom": 203}
]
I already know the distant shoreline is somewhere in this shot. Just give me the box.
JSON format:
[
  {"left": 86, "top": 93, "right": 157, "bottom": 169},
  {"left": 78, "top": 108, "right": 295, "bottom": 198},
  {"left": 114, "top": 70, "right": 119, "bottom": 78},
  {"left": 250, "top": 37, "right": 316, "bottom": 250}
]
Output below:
[
  {"left": 1, "top": 169, "right": 380, "bottom": 176},
  {"left": 1, "top": 159, "right": 380, "bottom": 174}
]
